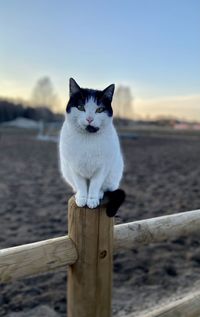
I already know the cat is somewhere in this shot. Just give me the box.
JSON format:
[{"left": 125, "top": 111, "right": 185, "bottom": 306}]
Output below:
[{"left": 59, "top": 78, "right": 125, "bottom": 217}]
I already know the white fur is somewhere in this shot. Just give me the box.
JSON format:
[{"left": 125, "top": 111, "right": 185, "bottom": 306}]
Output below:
[{"left": 59, "top": 97, "right": 124, "bottom": 208}]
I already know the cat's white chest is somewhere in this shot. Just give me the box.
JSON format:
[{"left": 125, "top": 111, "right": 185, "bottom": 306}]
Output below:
[
  {"left": 69, "top": 139, "right": 104, "bottom": 177},
  {"left": 60, "top": 122, "right": 116, "bottom": 179}
]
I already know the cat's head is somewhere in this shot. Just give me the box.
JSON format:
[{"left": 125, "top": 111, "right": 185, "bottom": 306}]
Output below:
[{"left": 66, "top": 78, "right": 115, "bottom": 133}]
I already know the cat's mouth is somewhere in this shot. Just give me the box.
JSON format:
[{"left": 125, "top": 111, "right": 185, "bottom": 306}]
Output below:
[{"left": 86, "top": 125, "right": 99, "bottom": 133}]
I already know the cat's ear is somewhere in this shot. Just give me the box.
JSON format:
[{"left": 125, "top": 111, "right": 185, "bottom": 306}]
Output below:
[
  {"left": 69, "top": 78, "right": 81, "bottom": 96},
  {"left": 102, "top": 84, "right": 115, "bottom": 101}
]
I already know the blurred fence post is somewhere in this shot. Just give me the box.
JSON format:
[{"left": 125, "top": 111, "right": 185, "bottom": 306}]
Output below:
[{"left": 67, "top": 196, "right": 113, "bottom": 317}]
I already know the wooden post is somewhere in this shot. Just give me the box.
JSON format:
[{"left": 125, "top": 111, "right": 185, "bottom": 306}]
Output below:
[{"left": 67, "top": 196, "right": 113, "bottom": 317}]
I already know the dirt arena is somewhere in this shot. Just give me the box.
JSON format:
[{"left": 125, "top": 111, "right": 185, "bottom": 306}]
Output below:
[{"left": 0, "top": 126, "right": 200, "bottom": 316}]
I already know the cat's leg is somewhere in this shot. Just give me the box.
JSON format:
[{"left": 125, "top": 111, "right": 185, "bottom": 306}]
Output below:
[
  {"left": 102, "top": 174, "right": 121, "bottom": 193},
  {"left": 72, "top": 172, "right": 88, "bottom": 207},
  {"left": 87, "top": 169, "right": 105, "bottom": 209},
  {"left": 60, "top": 161, "right": 76, "bottom": 192},
  {"left": 99, "top": 190, "right": 104, "bottom": 199},
  {"left": 102, "top": 157, "right": 123, "bottom": 193},
  {"left": 101, "top": 170, "right": 120, "bottom": 192}
]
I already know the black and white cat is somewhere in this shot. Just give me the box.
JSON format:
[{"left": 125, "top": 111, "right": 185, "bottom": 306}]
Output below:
[{"left": 59, "top": 78, "right": 125, "bottom": 216}]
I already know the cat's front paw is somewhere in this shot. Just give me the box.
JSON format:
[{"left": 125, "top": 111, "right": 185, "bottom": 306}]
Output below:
[
  {"left": 87, "top": 197, "right": 100, "bottom": 209},
  {"left": 75, "top": 193, "right": 87, "bottom": 207}
]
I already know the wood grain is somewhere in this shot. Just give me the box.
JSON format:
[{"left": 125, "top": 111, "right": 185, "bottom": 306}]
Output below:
[
  {"left": 141, "top": 291, "right": 200, "bottom": 317},
  {"left": 1, "top": 207, "right": 200, "bottom": 283},
  {"left": 67, "top": 196, "right": 113, "bottom": 317},
  {"left": 114, "top": 209, "right": 200, "bottom": 250},
  {"left": 0, "top": 235, "right": 77, "bottom": 283}
]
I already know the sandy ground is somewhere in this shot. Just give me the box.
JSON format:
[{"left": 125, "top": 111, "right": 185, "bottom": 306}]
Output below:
[{"left": 0, "top": 127, "right": 200, "bottom": 316}]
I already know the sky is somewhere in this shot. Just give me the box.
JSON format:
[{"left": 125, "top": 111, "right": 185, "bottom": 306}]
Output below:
[{"left": 0, "top": 0, "right": 200, "bottom": 120}]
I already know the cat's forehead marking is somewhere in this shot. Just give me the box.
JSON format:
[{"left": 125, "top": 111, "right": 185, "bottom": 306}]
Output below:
[
  {"left": 66, "top": 87, "right": 113, "bottom": 116},
  {"left": 85, "top": 96, "right": 98, "bottom": 108}
]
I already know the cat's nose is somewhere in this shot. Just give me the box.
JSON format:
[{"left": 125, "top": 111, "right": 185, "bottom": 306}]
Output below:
[{"left": 86, "top": 117, "right": 94, "bottom": 124}]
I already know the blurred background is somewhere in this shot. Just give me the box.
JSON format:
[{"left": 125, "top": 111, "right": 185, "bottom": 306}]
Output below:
[{"left": 0, "top": 1, "right": 200, "bottom": 317}]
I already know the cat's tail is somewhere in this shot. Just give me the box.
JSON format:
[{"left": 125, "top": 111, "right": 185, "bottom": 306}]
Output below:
[{"left": 105, "top": 189, "right": 126, "bottom": 217}]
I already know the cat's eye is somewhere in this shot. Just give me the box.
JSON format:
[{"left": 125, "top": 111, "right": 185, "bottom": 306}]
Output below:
[
  {"left": 96, "top": 106, "right": 105, "bottom": 113},
  {"left": 77, "top": 105, "right": 85, "bottom": 111}
]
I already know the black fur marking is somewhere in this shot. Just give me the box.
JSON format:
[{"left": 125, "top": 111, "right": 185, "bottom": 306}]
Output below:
[
  {"left": 105, "top": 189, "right": 126, "bottom": 217},
  {"left": 86, "top": 125, "right": 99, "bottom": 133},
  {"left": 66, "top": 81, "right": 114, "bottom": 117}
]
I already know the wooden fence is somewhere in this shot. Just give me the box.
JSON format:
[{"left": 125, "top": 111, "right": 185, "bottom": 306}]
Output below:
[{"left": 0, "top": 196, "right": 200, "bottom": 316}]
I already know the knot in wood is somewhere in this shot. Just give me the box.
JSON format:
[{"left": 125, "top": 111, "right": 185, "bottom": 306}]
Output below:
[{"left": 99, "top": 250, "right": 107, "bottom": 259}]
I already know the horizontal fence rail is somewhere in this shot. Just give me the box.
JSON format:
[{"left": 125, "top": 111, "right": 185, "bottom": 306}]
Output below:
[
  {"left": 0, "top": 236, "right": 77, "bottom": 283},
  {"left": 0, "top": 208, "right": 200, "bottom": 283},
  {"left": 114, "top": 208, "right": 200, "bottom": 249},
  {"left": 140, "top": 290, "right": 200, "bottom": 317}
]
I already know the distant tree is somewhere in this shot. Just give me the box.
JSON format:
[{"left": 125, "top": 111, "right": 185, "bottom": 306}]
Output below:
[
  {"left": 0, "top": 99, "right": 57, "bottom": 123},
  {"left": 113, "top": 86, "right": 134, "bottom": 119},
  {"left": 31, "top": 77, "right": 60, "bottom": 112},
  {"left": 0, "top": 100, "right": 24, "bottom": 122},
  {"left": 24, "top": 106, "right": 55, "bottom": 122}
]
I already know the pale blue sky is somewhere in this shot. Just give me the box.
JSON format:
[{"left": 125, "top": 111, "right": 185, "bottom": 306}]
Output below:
[{"left": 1, "top": 0, "right": 200, "bottom": 119}]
